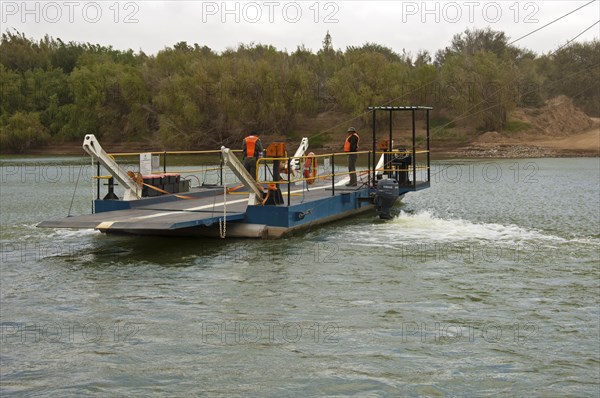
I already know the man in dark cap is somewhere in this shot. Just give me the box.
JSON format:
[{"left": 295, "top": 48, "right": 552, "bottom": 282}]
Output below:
[{"left": 344, "top": 127, "right": 360, "bottom": 186}]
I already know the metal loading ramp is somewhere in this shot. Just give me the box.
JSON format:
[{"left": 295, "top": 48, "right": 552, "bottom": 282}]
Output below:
[{"left": 38, "top": 196, "right": 247, "bottom": 232}]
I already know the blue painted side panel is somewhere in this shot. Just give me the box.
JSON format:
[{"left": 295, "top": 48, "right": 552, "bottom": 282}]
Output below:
[
  {"left": 95, "top": 200, "right": 131, "bottom": 212},
  {"left": 94, "top": 188, "right": 221, "bottom": 213},
  {"left": 244, "top": 206, "right": 289, "bottom": 227},
  {"left": 171, "top": 213, "right": 245, "bottom": 229},
  {"left": 245, "top": 187, "right": 372, "bottom": 228}
]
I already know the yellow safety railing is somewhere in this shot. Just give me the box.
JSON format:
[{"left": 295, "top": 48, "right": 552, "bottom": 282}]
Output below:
[
  {"left": 94, "top": 147, "right": 430, "bottom": 204},
  {"left": 257, "top": 150, "right": 430, "bottom": 184},
  {"left": 106, "top": 150, "right": 240, "bottom": 177},
  {"left": 93, "top": 149, "right": 243, "bottom": 200},
  {"left": 107, "top": 149, "right": 241, "bottom": 157},
  {"left": 375, "top": 149, "right": 430, "bottom": 155},
  {"left": 254, "top": 148, "right": 431, "bottom": 206},
  {"left": 256, "top": 150, "right": 372, "bottom": 186}
]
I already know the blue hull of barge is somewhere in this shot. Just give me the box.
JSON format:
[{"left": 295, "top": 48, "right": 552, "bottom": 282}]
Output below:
[
  {"left": 84, "top": 182, "right": 429, "bottom": 238},
  {"left": 244, "top": 189, "right": 371, "bottom": 229},
  {"left": 91, "top": 187, "right": 375, "bottom": 233}
]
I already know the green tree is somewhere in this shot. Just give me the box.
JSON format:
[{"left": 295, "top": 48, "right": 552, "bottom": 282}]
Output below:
[
  {"left": 329, "top": 48, "right": 411, "bottom": 123},
  {"left": 0, "top": 31, "right": 51, "bottom": 71},
  {"left": 436, "top": 28, "right": 530, "bottom": 130},
  {"left": 60, "top": 59, "right": 149, "bottom": 141},
  {"left": 540, "top": 40, "right": 600, "bottom": 115},
  {"left": 0, "top": 111, "right": 50, "bottom": 152}
]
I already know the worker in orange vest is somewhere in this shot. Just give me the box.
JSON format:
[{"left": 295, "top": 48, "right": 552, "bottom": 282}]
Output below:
[
  {"left": 242, "top": 133, "right": 263, "bottom": 179},
  {"left": 344, "top": 127, "right": 360, "bottom": 186}
]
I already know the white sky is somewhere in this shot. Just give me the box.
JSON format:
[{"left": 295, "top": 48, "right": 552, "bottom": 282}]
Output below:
[{"left": 1, "top": 1, "right": 599, "bottom": 56}]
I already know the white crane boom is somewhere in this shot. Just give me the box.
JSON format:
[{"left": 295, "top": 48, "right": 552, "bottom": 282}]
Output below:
[
  {"left": 82, "top": 134, "right": 142, "bottom": 201},
  {"left": 220, "top": 147, "right": 265, "bottom": 205},
  {"left": 289, "top": 137, "right": 309, "bottom": 177}
]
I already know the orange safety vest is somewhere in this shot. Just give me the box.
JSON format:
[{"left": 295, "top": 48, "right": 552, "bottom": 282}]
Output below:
[
  {"left": 344, "top": 133, "right": 360, "bottom": 152},
  {"left": 244, "top": 135, "right": 259, "bottom": 158}
]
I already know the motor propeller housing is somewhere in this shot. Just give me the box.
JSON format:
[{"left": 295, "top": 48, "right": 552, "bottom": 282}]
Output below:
[{"left": 375, "top": 178, "right": 400, "bottom": 220}]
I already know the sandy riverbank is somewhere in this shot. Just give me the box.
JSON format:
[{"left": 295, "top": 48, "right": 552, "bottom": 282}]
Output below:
[
  {"left": 437, "top": 127, "right": 599, "bottom": 158},
  {"left": 436, "top": 99, "right": 599, "bottom": 158}
]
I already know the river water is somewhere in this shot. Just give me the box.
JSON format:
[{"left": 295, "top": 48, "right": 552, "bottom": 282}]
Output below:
[{"left": 0, "top": 157, "right": 598, "bottom": 397}]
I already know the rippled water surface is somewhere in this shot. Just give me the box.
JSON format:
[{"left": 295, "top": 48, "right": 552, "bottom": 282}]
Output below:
[{"left": 1, "top": 157, "right": 599, "bottom": 396}]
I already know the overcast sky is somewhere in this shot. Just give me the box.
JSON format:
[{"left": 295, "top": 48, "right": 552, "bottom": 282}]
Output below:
[{"left": 1, "top": 1, "right": 599, "bottom": 56}]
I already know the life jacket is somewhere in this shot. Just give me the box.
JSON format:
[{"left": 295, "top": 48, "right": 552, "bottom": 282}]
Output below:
[
  {"left": 344, "top": 133, "right": 360, "bottom": 152},
  {"left": 244, "top": 135, "right": 259, "bottom": 157}
]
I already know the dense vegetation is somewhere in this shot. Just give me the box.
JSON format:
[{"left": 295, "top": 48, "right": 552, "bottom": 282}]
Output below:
[{"left": 0, "top": 29, "right": 598, "bottom": 152}]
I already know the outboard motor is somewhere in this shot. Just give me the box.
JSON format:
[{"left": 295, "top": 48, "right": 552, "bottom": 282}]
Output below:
[{"left": 375, "top": 178, "right": 400, "bottom": 220}]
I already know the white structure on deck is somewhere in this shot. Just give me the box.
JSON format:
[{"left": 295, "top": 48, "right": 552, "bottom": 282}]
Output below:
[
  {"left": 83, "top": 134, "right": 142, "bottom": 201},
  {"left": 220, "top": 147, "right": 265, "bottom": 205}
]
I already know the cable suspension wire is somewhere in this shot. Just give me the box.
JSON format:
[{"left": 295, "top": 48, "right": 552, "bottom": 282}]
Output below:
[
  {"left": 429, "top": 65, "right": 598, "bottom": 136},
  {"left": 309, "top": 1, "right": 599, "bottom": 141},
  {"left": 425, "top": 1, "right": 600, "bottom": 132},
  {"left": 507, "top": 0, "right": 597, "bottom": 45},
  {"left": 551, "top": 19, "right": 600, "bottom": 55},
  {"left": 428, "top": 1, "right": 600, "bottom": 136}
]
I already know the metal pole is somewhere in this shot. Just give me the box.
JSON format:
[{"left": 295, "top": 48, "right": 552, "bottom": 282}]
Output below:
[
  {"left": 426, "top": 109, "right": 431, "bottom": 183},
  {"left": 367, "top": 151, "right": 371, "bottom": 188},
  {"left": 219, "top": 152, "right": 224, "bottom": 186},
  {"left": 331, "top": 154, "right": 335, "bottom": 196},
  {"left": 389, "top": 109, "right": 393, "bottom": 181},
  {"left": 372, "top": 109, "right": 376, "bottom": 186},
  {"left": 412, "top": 109, "right": 416, "bottom": 188},
  {"left": 389, "top": 109, "right": 393, "bottom": 152},
  {"left": 96, "top": 162, "right": 100, "bottom": 200},
  {"left": 287, "top": 157, "right": 291, "bottom": 206},
  {"left": 163, "top": 151, "right": 167, "bottom": 174}
]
